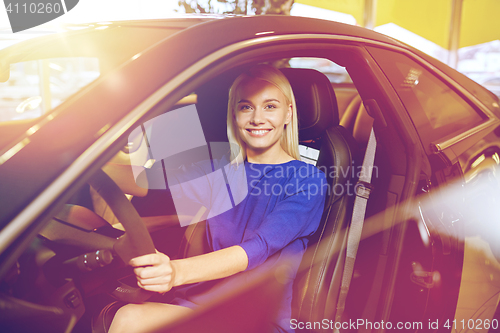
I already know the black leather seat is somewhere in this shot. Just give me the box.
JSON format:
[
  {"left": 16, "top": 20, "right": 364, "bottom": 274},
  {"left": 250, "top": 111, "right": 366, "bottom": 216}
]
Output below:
[{"left": 280, "top": 68, "right": 359, "bottom": 327}]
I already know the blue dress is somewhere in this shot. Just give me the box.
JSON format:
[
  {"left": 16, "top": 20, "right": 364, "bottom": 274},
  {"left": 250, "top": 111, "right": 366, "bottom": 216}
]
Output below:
[{"left": 167, "top": 159, "right": 326, "bottom": 332}]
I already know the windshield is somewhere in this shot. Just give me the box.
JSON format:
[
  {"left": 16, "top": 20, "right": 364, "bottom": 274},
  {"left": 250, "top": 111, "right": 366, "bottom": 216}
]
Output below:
[
  {"left": 0, "top": 25, "right": 185, "bottom": 125},
  {"left": 0, "top": 57, "right": 100, "bottom": 122}
]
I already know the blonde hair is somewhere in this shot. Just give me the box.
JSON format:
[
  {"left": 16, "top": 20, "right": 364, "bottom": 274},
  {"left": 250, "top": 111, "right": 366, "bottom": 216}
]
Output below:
[{"left": 227, "top": 64, "right": 300, "bottom": 163}]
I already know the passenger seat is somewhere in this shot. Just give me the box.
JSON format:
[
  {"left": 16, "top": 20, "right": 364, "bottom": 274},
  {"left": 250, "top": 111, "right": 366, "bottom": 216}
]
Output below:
[{"left": 338, "top": 88, "right": 374, "bottom": 149}]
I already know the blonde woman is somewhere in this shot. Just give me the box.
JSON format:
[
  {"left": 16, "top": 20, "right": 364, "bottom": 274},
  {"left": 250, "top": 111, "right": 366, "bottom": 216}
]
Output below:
[{"left": 109, "top": 64, "right": 326, "bottom": 333}]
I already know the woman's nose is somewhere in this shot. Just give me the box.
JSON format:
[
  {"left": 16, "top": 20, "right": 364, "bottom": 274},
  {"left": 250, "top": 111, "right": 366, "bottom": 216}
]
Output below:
[{"left": 250, "top": 108, "right": 264, "bottom": 125}]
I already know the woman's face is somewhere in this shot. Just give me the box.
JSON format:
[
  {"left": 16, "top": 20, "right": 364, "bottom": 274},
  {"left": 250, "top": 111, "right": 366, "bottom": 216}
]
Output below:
[{"left": 234, "top": 78, "right": 292, "bottom": 158}]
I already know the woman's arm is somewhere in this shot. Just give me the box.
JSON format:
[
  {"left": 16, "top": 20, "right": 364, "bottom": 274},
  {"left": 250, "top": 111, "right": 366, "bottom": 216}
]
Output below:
[{"left": 129, "top": 246, "right": 248, "bottom": 293}]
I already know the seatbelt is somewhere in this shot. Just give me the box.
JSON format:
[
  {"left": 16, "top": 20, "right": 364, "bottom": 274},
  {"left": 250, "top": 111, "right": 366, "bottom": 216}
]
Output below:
[{"left": 334, "top": 128, "right": 377, "bottom": 330}]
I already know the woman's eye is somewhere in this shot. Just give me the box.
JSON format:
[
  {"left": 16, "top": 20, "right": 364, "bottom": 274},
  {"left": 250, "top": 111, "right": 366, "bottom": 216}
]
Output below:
[
  {"left": 239, "top": 105, "right": 251, "bottom": 111},
  {"left": 265, "top": 104, "right": 277, "bottom": 110}
]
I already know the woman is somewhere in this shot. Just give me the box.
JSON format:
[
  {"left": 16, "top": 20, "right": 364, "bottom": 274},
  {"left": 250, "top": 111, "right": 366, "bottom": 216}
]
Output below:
[{"left": 109, "top": 64, "right": 326, "bottom": 333}]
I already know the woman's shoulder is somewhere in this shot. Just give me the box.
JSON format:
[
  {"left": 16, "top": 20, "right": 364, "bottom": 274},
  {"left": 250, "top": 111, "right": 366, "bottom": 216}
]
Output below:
[
  {"left": 282, "top": 161, "right": 327, "bottom": 198},
  {"left": 265, "top": 160, "right": 326, "bottom": 185},
  {"left": 287, "top": 160, "right": 326, "bottom": 177}
]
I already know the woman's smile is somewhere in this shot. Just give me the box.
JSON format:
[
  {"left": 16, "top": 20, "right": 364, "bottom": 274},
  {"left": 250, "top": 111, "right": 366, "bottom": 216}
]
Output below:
[{"left": 246, "top": 128, "right": 272, "bottom": 137}]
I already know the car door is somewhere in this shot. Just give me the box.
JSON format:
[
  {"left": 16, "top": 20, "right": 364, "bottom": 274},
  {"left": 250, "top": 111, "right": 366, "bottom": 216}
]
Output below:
[{"left": 368, "top": 44, "right": 500, "bottom": 332}]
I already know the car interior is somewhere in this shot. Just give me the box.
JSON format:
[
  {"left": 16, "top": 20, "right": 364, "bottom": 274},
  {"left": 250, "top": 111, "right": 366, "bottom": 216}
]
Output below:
[{"left": 0, "top": 49, "right": 415, "bottom": 333}]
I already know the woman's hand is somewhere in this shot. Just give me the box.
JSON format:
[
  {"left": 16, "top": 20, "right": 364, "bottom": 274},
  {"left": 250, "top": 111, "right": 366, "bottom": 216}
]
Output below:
[
  {"left": 130, "top": 246, "right": 248, "bottom": 293},
  {"left": 129, "top": 251, "right": 176, "bottom": 293}
]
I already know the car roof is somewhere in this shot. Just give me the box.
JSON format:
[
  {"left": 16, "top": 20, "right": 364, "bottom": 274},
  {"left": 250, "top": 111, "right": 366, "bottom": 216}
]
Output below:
[{"left": 0, "top": 15, "right": 406, "bottom": 64}]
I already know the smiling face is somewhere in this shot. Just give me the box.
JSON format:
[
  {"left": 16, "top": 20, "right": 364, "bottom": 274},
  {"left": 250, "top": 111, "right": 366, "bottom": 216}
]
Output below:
[{"left": 233, "top": 78, "right": 292, "bottom": 163}]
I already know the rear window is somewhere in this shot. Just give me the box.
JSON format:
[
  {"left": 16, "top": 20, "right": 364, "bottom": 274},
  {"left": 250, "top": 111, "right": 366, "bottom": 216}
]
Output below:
[{"left": 289, "top": 57, "right": 352, "bottom": 84}]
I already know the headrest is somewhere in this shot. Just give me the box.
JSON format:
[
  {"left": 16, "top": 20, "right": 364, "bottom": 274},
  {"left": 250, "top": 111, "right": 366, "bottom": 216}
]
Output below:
[{"left": 280, "top": 68, "right": 338, "bottom": 141}]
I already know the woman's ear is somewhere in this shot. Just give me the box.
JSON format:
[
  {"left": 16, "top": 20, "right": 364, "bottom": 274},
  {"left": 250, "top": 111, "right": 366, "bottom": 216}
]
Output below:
[{"left": 285, "top": 104, "right": 292, "bottom": 125}]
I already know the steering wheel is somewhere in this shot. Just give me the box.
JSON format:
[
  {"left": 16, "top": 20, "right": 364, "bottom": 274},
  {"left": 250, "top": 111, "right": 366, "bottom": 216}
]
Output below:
[{"left": 87, "top": 169, "right": 156, "bottom": 303}]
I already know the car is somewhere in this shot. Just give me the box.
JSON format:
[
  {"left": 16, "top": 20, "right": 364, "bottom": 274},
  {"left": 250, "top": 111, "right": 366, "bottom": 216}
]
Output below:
[
  {"left": 482, "top": 77, "right": 500, "bottom": 99},
  {"left": 1, "top": 15, "right": 500, "bottom": 333}
]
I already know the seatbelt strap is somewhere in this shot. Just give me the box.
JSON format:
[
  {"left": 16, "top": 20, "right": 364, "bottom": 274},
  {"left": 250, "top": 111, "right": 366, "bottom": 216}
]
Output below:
[{"left": 334, "top": 128, "right": 377, "bottom": 330}]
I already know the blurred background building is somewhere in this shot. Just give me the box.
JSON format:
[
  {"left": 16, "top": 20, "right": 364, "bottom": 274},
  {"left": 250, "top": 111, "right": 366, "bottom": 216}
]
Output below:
[{"left": 291, "top": 0, "right": 500, "bottom": 98}]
